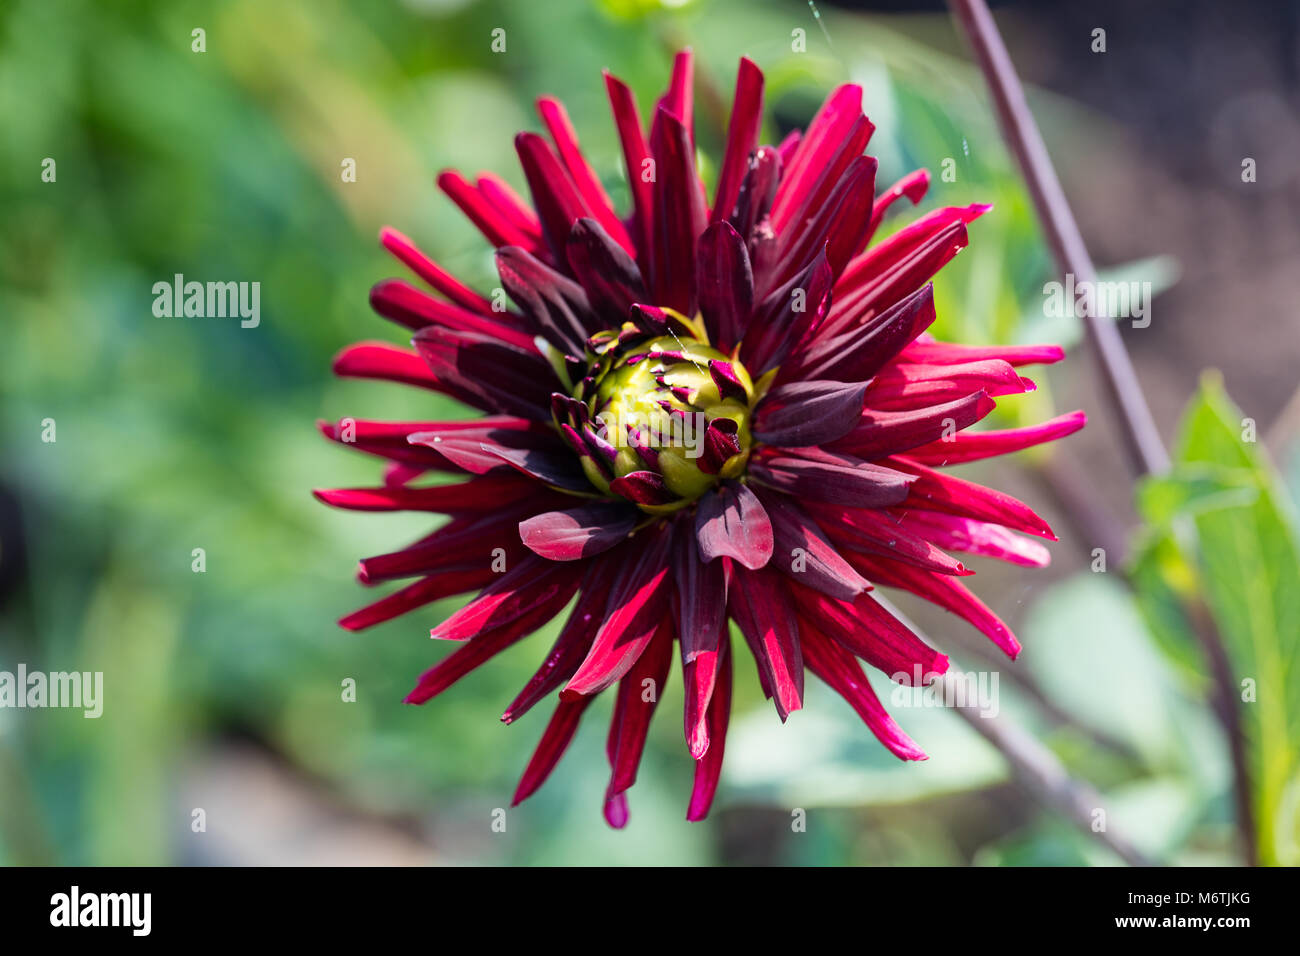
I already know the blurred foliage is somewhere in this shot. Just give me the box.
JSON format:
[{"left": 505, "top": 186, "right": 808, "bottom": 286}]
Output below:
[
  {"left": 0, "top": 0, "right": 1285, "bottom": 867},
  {"left": 1131, "top": 375, "right": 1300, "bottom": 866}
]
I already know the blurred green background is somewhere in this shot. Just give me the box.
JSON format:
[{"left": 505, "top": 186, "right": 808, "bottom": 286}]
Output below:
[{"left": 2, "top": 0, "right": 1297, "bottom": 865}]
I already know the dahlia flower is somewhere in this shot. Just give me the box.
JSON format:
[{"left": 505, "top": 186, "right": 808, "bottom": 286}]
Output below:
[{"left": 316, "top": 51, "right": 1084, "bottom": 826}]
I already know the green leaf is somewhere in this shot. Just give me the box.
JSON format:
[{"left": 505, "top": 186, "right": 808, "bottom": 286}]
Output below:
[{"left": 1137, "top": 372, "right": 1300, "bottom": 865}]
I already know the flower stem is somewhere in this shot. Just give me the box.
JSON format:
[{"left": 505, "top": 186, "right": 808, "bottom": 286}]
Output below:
[
  {"left": 946, "top": 0, "right": 1167, "bottom": 477},
  {"left": 947, "top": 0, "right": 1256, "bottom": 865}
]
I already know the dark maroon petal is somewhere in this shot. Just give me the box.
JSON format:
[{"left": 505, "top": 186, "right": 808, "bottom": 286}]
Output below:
[
  {"left": 712, "top": 57, "right": 764, "bottom": 225},
  {"left": 696, "top": 221, "right": 753, "bottom": 351},
  {"left": 609, "top": 470, "right": 675, "bottom": 506},
  {"left": 789, "top": 283, "right": 937, "bottom": 384},
  {"left": 757, "top": 490, "right": 870, "bottom": 601},
  {"left": 828, "top": 392, "right": 996, "bottom": 459},
  {"left": 519, "top": 501, "right": 638, "bottom": 561},
  {"left": 496, "top": 245, "right": 597, "bottom": 355},
  {"left": 515, "top": 131, "right": 590, "bottom": 266},
  {"left": 791, "top": 582, "right": 949, "bottom": 680},
  {"left": 694, "top": 482, "right": 773, "bottom": 570},
  {"left": 675, "top": 529, "right": 727, "bottom": 663},
  {"left": 649, "top": 105, "right": 707, "bottom": 315},
  {"left": 752, "top": 379, "right": 868, "bottom": 447},
  {"left": 730, "top": 145, "right": 781, "bottom": 241},
  {"left": 379, "top": 227, "right": 495, "bottom": 315},
  {"left": 750, "top": 448, "right": 914, "bottom": 509},
  {"left": 564, "top": 522, "right": 674, "bottom": 696},
  {"left": 338, "top": 565, "right": 497, "bottom": 632},
  {"left": 800, "top": 623, "right": 927, "bottom": 760},
  {"left": 565, "top": 218, "right": 649, "bottom": 325},
  {"left": 437, "top": 169, "right": 547, "bottom": 255},
  {"left": 686, "top": 642, "right": 732, "bottom": 820},
  {"left": 512, "top": 697, "right": 594, "bottom": 805},
  {"left": 358, "top": 508, "right": 540, "bottom": 585},
  {"left": 886, "top": 455, "right": 1057, "bottom": 539},
  {"left": 313, "top": 474, "right": 538, "bottom": 514},
  {"left": 604, "top": 71, "right": 655, "bottom": 278},
  {"left": 698, "top": 418, "right": 741, "bottom": 476},
  {"left": 404, "top": 582, "right": 577, "bottom": 704},
  {"left": 481, "top": 441, "right": 593, "bottom": 493},
  {"left": 846, "top": 550, "right": 1021, "bottom": 658},
  {"left": 429, "top": 553, "right": 584, "bottom": 642},
  {"left": 728, "top": 566, "right": 804, "bottom": 720},
  {"left": 606, "top": 622, "right": 674, "bottom": 795},
  {"left": 502, "top": 559, "right": 620, "bottom": 723},
  {"left": 744, "top": 249, "right": 834, "bottom": 373},
  {"left": 408, "top": 421, "right": 566, "bottom": 476},
  {"left": 536, "top": 97, "right": 635, "bottom": 255},
  {"left": 411, "top": 325, "right": 555, "bottom": 421}
]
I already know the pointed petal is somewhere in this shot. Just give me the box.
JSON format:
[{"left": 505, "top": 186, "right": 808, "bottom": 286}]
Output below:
[
  {"left": 379, "top": 227, "right": 495, "bottom": 314},
  {"left": 712, "top": 56, "right": 764, "bottom": 224},
  {"left": 801, "top": 623, "right": 927, "bottom": 760},
  {"left": 606, "top": 622, "right": 674, "bottom": 795},
  {"left": 404, "top": 582, "right": 577, "bottom": 704},
  {"left": 502, "top": 559, "right": 621, "bottom": 723},
  {"left": 903, "top": 410, "right": 1086, "bottom": 465},
  {"left": 686, "top": 640, "right": 732, "bottom": 821},
  {"left": 696, "top": 220, "right": 753, "bottom": 351},
  {"left": 512, "top": 697, "right": 594, "bottom": 805},
  {"left": 791, "top": 582, "right": 949, "bottom": 680},
  {"left": 565, "top": 217, "right": 649, "bottom": 326},
  {"left": 564, "top": 522, "right": 674, "bottom": 696},
  {"left": 675, "top": 530, "right": 728, "bottom": 662},
  {"left": 312, "top": 474, "right": 537, "bottom": 513},
  {"left": 429, "top": 554, "right": 584, "bottom": 642},
  {"left": 537, "top": 96, "right": 635, "bottom": 254},
  {"left": 728, "top": 566, "right": 804, "bottom": 720},
  {"left": 338, "top": 565, "right": 498, "bottom": 632},
  {"left": 649, "top": 106, "right": 707, "bottom": 315},
  {"left": 846, "top": 550, "right": 1022, "bottom": 658},
  {"left": 888, "top": 455, "right": 1058, "bottom": 540}
]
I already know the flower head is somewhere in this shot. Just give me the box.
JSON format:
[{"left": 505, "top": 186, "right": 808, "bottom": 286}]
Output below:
[{"left": 316, "top": 51, "right": 1085, "bottom": 826}]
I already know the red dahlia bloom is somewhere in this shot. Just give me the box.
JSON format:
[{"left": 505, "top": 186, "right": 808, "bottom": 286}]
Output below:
[{"left": 316, "top": 51, "right": 1085, "bottom": 826}]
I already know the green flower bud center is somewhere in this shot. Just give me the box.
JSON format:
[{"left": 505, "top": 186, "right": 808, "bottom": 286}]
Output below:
[{"left": 575, "top": 333, "right": 755, "bottom": 512}]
